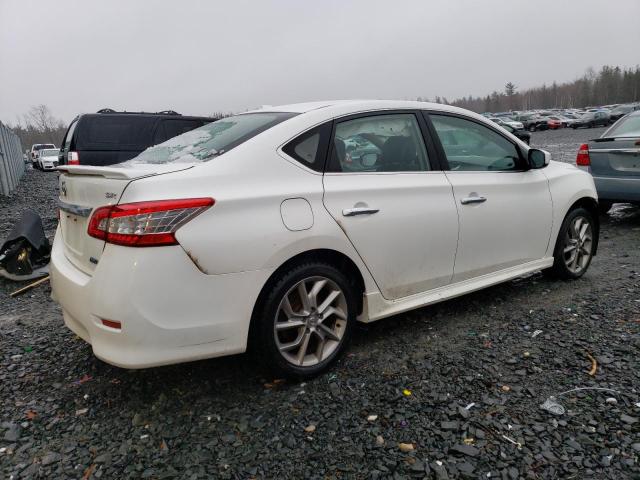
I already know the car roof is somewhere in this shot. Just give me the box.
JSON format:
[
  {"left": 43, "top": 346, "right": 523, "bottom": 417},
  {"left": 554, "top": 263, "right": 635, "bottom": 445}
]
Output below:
[{"left": 247, "top": 99, "right": 478, "bottom": 117}]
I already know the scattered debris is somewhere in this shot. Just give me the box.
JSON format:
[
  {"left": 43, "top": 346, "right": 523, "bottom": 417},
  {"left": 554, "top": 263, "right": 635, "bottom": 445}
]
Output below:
[
  {"left": 540, "top": 387, "right": 622, "bottom": 416},
  {"left": 541, "top": 396, "right": 565, "bottom": 415},
  {"left": 585, "top": 351, "right": 598, "bottom": 376},
  {"left": 367, "top": 415, "right": 378, "bottom": 422},
  {"left": 398, "top": 442, "right": 415, "bottom": 452},
  {"left": 73, "top": 375, "right": 93, "bottom": 386},
  {"left": 402, "top": 389, "right": 412, "bottom": 396},
  {"left": 304, "top": 424, "right": 316, "bottom": 433},
  {"left": 375, "top": 435, "right": 385, "bottom": 446},
  {"left": 75, "top": 408, "right": 88, "bottom": 416},
  {"left": 9, "top": 275, "right": 50, "bottom": 297},
  {"left": 501, "top": 434, "right": 523, "bottom": 449},
  {"left": 532, "top": 330, "right": 543, "bottom": 338},
  {"left": 0, "top": 210, "right": 51, "bottom": 281}
]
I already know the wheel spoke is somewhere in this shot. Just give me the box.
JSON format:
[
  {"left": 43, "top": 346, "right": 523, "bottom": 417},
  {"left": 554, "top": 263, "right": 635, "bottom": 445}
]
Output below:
[
  {"left": 579, "top": 223, "right": 589, "bottom": 241},
  {"left": 296, "top": 331, "right": 312, "bottom": 365},
  {"left": 275, "top": 319, "right": 306, "bottom": 331},
  {"left": 317, "top": 289, "right": 341, "bottom": 314},
  {"left": 281, "top": 296, "right": 304, "bottom": 319},
  {"left": 279, "top": 332, "right": 305, "bottom": 352},
  {"left": 321, "top": 306, "right": 347, "bottom": 322},
  {"left": 318, "top": 323, "right": 341, "bottom": 342},
  {"left": 308, "top": 279, "right": 327, "bottom": 309},
  {"left": 571, "top": 250, "right": 580, "bottom": 269},
  {"left": 564, "top": 243, "right": 577, "bottom": 254},
  {"left": 297, "top": 282, "right": 311, "bottom": 313}
]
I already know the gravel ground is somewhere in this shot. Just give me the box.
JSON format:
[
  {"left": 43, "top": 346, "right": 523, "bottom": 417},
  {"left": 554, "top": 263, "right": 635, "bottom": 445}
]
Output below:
[{"left": 1, "top": 130, "right": 639, "bottom": 479}]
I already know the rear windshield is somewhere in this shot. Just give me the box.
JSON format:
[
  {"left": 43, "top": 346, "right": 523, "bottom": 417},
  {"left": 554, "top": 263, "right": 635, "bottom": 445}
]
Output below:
[
  {"left": 606, "top": 114, "right": 640, "bottom": 138},
  {"left": 125, "top": 112, "right": 297, "bottom": 165},
  {"left": 34, "top": 144, "right": 55, "bottom": 150},
  {"left": 40, "top": 149, "right": 59, "bottom": 156}
]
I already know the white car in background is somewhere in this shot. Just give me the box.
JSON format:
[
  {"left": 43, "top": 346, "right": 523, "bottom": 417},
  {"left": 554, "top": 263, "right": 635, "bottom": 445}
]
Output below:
[
  {"left": 37, "top": 148, "right": 60, "bottom": 170},
  {"left": 30, "top": 143, "right": 56, "bottom": 167},
  {"left": 496, "top": 117, "right": 524, "bottom": 130},
  {"left": 51, "top": 100, "right": 600, "bottom": 378}
]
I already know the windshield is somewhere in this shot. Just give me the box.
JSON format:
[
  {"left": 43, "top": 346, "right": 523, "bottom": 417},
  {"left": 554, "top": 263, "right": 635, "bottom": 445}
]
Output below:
[
  {"left": 41, "top": 149, "right": 59, "bottom": 157},
  {"left": 606, "top": 114, "right": 640, "bottom": 137},
  {"left": 124, "top": 112, "right": 296, "bottom": 165}
]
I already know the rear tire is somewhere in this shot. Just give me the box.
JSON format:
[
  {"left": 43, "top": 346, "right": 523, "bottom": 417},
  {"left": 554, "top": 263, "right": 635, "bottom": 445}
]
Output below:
[
  {"left": 544, "top": 207, "right": 595, "bottom": 280},
  {"left": 251, "top": 262, "right": 357, "bottom": 379}
]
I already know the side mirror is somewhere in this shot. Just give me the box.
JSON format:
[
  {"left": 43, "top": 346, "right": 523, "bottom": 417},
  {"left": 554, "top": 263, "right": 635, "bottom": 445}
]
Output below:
[{"left": 528, "top": 148, "right": 550, "bottom": 169}]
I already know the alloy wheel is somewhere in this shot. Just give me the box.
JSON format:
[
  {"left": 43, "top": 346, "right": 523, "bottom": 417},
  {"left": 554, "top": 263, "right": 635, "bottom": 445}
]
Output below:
[
  {"left": 274, "top": 276, "right": 348, "bottom": 367},
  {"left": 562, "top": 216, "right": 593, "bottom": 274}
]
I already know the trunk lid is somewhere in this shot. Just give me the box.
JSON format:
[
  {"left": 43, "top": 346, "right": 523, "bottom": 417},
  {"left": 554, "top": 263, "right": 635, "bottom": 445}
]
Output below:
[
  {"left": 589, "top": 137, "right": 640, "bottom": 177},
  {"left": 57, "top": 164, "right": 192, "bottom": 274}
]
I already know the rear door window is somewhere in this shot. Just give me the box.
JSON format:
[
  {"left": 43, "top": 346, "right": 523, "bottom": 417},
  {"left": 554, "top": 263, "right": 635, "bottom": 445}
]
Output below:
[{"left": 327, "top": 113, "right": 430, "bottom": 173}]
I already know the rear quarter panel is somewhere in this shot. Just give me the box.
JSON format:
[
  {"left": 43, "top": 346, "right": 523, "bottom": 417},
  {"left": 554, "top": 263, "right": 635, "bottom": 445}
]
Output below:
[{"left": 118, "top": 138, "right": 379, "bottom": 294}]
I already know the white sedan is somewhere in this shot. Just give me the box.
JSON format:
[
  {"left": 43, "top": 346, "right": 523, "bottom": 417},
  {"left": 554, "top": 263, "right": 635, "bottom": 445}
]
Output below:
[{"left": 51, "top": 100, "right": 600, "bottom": 378}]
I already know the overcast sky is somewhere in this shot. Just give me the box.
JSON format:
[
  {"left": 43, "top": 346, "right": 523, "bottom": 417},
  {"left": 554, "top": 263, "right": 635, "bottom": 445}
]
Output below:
[{"left": 1, "top": 0, "right": 639, "bottom": 124}]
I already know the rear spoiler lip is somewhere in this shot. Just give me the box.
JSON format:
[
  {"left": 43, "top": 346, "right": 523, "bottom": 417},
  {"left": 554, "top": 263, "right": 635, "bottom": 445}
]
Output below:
[{"left": 56, "top": 164, "right": 194, "bottom": 179}]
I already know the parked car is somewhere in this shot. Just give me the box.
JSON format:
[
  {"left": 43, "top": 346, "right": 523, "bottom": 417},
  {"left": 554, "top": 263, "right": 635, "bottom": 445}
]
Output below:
[
  {"left": 609, "top": 103, "right": 640, "bottom": 122},
  {"left": 514, "top": 113, "right": 548, "bottom": 132},
  {"left": 544, "top": 116, "right": 563, "bottom": 130},
  {"left": 36, "top": 148, "right": 60, "bottom": 171},
  {"left": 577, "top": 110, "right": 640, "bottom": 213},
  {"left": 488, "top": 118, "right": 531, "bottom": 144},
  {"left": 571, "top": 111, "right": 611, "bottom": 129},
  {"left": 30, "top": 143, "right": 55, "bottom": 166},
  {"left": 58, "top": 109, "right": 217, "bottom": 167},
  {"left": 51, "top": 100, "right": 599, "bottom": 378}
]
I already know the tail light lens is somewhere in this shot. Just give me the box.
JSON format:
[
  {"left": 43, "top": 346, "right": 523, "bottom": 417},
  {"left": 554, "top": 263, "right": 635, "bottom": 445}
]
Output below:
[
  {"left": 576, "top": 144, "right": 591, "bottom": 166},
  {"left": 68, "top": 151, "right": 80, "bottom": 165},
  {"left": 87, "top": 198, "right": 214, "bottom": 247}
]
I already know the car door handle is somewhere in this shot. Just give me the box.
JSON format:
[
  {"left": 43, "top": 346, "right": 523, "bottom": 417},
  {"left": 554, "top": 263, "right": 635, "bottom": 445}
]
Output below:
[
  {"left": 342, "top": 207, "right": 380, "bottom": 217},
  {"left": 460, "top": 196, "right": 487, "bottom": 205}
]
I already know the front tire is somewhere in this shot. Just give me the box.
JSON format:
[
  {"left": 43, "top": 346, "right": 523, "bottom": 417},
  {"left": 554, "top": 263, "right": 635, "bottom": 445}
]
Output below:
[
  {"left": 251, "top": 262, "right": 357, "bottom": 379},
  {"left": 545, "top": 207, "right": 595, "bottom": 280}
]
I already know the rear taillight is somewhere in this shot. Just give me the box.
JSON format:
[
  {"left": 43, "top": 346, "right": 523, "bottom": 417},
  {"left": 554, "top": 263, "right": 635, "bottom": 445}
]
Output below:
[
  {"left": 87, "top": 198, "right": 214, "bottom": 247},
  {"left": 576, "top": 144, "right": 591, "bottom": 166},
  {"left": 68, "top": 151, "right": 79, "bottom": 165}
]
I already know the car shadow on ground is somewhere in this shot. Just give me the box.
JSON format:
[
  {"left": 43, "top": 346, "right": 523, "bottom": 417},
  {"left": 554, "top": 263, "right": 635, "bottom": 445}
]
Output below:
[{"left": 76, "top": 203, "right": 639, "bottom": 402}]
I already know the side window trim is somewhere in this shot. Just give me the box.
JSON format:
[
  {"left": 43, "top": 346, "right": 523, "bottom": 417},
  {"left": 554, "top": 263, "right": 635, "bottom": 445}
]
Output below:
[
  {"left": 325, "top": 110, "right": 433, "bottom": 174},
  {"left": 422, "top": 111, "right": 527, "bottom": 172}
]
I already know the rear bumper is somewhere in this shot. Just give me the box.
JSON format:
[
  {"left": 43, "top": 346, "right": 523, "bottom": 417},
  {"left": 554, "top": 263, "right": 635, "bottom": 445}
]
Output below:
[
  {"left": 50, "top": 227, "right": 274, "bottom": 368},
  {"left": 593, "top": 175, "right": 640, "bottom": 203}
]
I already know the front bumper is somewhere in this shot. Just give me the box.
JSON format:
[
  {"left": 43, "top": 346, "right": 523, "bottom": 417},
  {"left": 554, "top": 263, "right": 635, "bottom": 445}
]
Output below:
[
  {"left": 50, "top": 228, "right": 274, "bottom": 368},
  {"left": 42, "top": 163, "right": 58, "bottom": 170},
  {"left": 593, "top": 175, "right": 640, "bottom": 203}
]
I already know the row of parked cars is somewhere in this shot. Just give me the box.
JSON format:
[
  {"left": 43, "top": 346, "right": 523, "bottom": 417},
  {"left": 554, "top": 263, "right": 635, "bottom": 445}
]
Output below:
[{"left": 484, "top": 103, "right": 640, "bottom": 134}]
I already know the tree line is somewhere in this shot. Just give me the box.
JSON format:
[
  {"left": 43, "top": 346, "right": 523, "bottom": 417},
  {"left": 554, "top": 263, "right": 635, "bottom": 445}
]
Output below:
[{"left": 419, "top": 65, "right": 640, "bottom": 113}]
